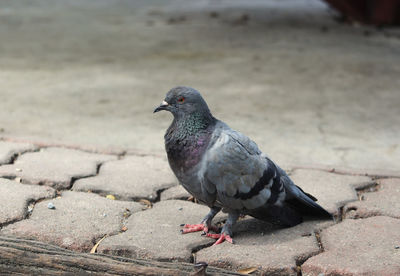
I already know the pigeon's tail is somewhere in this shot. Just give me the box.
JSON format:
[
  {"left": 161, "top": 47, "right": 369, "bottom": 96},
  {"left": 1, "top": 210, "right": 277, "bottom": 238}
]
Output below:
[
  {"left": 245, "top": 181, "right": 332, "bottom": 227},
  {"left": 285, "top": 184, "right": 332, "bottom": 219}
]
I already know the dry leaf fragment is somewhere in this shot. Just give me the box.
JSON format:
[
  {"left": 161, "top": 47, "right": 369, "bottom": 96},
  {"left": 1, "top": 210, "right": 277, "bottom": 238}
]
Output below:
[
  {"left": 121, "top": 226, "right": 128, "bottom": 232},
  {"left": 187, "top": 196, "right": 198, "bottom": 203},
  {"left": 106, "top": 194, "right": 116, "bottom": 200},
  {"left": 237, "top": 267, "right": 257, "bottom": 274},
  {"left": 90, "top": 235, "right": 107, "bottom": 254},
  {"left": 139, "top": 199, "right": 152, "bottom": 208}
]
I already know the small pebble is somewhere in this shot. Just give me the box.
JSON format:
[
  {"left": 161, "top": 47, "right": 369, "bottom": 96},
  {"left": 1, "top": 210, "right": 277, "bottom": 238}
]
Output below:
[
  {"left": 395, "top": 245, "right": 400, "bottom": 249},
  {"left": 27, "top": 204, "right": 34, "bottom": 213},
  {"left": 178, "top": 207, "right": 183, "bottom": 211},
  {"left": 47, "top": 202, "right": 56, "bottom": 209},
  {"left": 106, "top": 194, "right": 116, "bottom": 200}
]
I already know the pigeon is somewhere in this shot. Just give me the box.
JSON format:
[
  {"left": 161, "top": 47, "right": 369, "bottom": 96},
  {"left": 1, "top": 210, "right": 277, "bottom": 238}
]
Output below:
[{"left": 154, "top": 86, "right": 332, "bottom": 245}]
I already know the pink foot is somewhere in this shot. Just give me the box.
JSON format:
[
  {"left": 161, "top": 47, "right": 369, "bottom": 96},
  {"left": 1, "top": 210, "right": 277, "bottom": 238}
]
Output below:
[
  {"left": 180, "top": 224, "right": 218, "bottom": 234},
  {"left": 206, "top": 233, "right": 234, "bottom": 245}
]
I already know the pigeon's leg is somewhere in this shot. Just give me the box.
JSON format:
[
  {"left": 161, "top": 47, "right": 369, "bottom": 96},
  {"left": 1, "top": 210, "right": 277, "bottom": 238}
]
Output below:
[
  {"left": 206, "top": 211, "right": 239, "bottom": 245},
  {"left": 181, "top": 206, "right": 221, "bottom": 234}
]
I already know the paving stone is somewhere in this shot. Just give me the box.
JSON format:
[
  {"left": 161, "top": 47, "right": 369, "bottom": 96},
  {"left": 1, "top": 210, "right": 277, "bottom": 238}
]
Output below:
[
  {"left": 0, "top": 141, "right": 38, "bottom": 165},
  {"left": 98, "top": 200, "right": 227, "bottom": 262},
  {"left": 160, "top": 185, "right": 190, "bottom": 201},
  {"left": 345, "top": 178, "right": 400, "bottom": 219},
  {"left": 302, "top": 216, "right": 400, "bottom": 276},
  {"left": 73, "top": 155, "right": 177, "bottom": 201},
  {"left": 1, "top": 191, "right": 141, "bottom": 252},
  {"left": 196, "top": 217, "right": 333, "bottom": 275},
  {"left": 0, "top": 147, "right": 117, "bottom": 189},
  {"left": 0, "top": 178, "right": 55, "bottom": 226},
  {"left": 289, "top": 169, "right": 372, "bottom": 214}
]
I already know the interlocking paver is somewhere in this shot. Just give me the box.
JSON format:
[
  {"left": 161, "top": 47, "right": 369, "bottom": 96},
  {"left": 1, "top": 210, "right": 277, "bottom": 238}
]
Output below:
[
  {"left": 0, "top": 141, "right": 38, "bottom": 165},
  {"left": 302, "top": 216, "right": 400, "bottom": 276},
  {"left": 98, "top": 200, "right": 227, "bottom": 262},
  {"left": 345, "top": 178, "right": 400, "bottom": 219},
  {"left": 0, "top": 141, "right": 396, "bottom": 275},
  {"left": 196, "top": 218, "right": 333, "bottom": 275},
  {"left": 1, "top": 191, "right": 141, "bottom": 252},
  {"left": 0, "top": 147, "right": 117, "bottom": 189},
  {"left": 289, "top": 169, "right": 372, "bottom": 214},
  {"left": 73, "top": 155, "right": 177, "bottom": 200},
  {"left": 0, "top": 178, "right": 55, "bottom": 225}
]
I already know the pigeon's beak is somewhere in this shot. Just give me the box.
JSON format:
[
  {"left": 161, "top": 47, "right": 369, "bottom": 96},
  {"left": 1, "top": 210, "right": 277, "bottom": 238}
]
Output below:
[{"left": 153, "top": 100, "right": 169, "bottom": 113}]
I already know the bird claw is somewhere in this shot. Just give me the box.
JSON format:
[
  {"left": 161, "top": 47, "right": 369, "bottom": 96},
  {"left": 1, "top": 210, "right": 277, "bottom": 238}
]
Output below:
[
  {"left": 206, "top": 232, "right": 234, "bottom": 245},
  {"left": 180, "top": 223, "right": 219, "bottom": 234}
]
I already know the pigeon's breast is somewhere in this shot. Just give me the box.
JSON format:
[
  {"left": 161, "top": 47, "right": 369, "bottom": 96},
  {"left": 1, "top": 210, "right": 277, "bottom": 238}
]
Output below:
[{"left": 166, "top": 133, "right": 211, "bottom": 180}]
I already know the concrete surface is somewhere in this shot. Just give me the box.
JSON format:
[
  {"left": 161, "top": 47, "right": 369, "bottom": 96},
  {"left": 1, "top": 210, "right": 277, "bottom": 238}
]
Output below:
[
  {"left": 73, "top": 155, "right": 177, "bottom": 201},
  {"left": 302, "top": 216, "right": 400, "bottom": 276},
  {"left": 0, "top": 0, "right": 399, "bottom": 171}
]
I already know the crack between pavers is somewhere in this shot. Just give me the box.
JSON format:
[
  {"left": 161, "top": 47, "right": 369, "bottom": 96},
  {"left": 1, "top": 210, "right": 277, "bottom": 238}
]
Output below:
[
  {"left": 76, "top": 184, "right": 174, "bottom": 206},
  {"left": 0, "top": 195, "right": 56, "bottom": 230},
  {"left": 117, "top": 150, "right": 127, "bottom": 160},
  {"left": 289, "top": 166, "right": 400, "bottom": 179},
  {"left": 1, "top": 147, "right": 42, "bottom": 166},
  {"left": 75, "top": 191, "right": 164, "bottom": 205},
  {"left": 340, "top": 181, "right": 388, "bottom": 220},
  {"left": 2, "top": 175, "right": 63, "bottom": 189},
  {"left": 326, "top": 181, "right": 378, "bottom": 222},
  {"left": 1, "top": 136, "right": 170, "bottom": 158},
  {"left": 153, "top": 187, "right": 169, "bottom": 203},
  {"left": 295, "top": 230, "right": 325, "bottom": 276},
  {"left": 88, "top": 207, "right": 134, "bottom": 254},
  {"left": 69, "top": 162, "right": 106, "bottom": 190},
  {"left": 68, "top": 161, "right": 174, "bottom": 204},
  {"left": 354, "top": 181, "right": 380, "bottom": 201},
  {"left": 0, "top": 137, "right": 126, "bottom": 156},
  {"left": 2, "top": 157, "right": 109, "bottom": 192},
  {"left": 189, "top": 241, "right": 218, "bottom": 264}
]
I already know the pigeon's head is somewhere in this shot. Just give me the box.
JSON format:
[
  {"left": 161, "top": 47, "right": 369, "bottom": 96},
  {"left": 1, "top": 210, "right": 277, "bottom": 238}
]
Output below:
[{"left": 154, "top": 86, "right": 211, "bottom": 118}]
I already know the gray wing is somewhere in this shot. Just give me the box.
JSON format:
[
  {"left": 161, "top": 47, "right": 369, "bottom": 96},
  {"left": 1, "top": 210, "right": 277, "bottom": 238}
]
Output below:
[{"left": 198, "top": 123, "right": 284, "bottom": 211}]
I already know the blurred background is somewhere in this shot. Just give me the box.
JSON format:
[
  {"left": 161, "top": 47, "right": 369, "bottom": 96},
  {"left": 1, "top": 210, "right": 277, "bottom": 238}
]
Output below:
[{"left": 0, "top": 0, "right": 399, "bottom": 171}]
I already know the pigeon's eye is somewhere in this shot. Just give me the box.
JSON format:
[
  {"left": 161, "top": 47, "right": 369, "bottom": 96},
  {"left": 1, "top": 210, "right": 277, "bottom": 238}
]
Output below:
[{"left": 177, "top": 97, "right": 185, "bottom": 103}]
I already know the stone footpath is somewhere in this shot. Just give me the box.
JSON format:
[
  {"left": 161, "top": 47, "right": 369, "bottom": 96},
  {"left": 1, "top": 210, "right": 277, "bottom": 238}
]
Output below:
[{"left": 0, "top": 140, "right": 399, "bottom": 275}]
